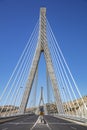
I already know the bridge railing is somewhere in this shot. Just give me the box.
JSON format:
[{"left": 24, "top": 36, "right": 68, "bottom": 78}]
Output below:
[
  {"left": 0, "top": 113, "right": 34, "bottom": 124},
  {"left": 50, "top": 113, "right": 87, "bottom": 123}
]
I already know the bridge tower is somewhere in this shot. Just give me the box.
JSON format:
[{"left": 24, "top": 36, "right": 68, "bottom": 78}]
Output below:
[{"left": 19, "top": 8, "right": 64, "bottom": 114}]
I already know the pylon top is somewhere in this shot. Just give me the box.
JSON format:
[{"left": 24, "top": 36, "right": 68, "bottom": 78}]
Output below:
[{"left": 40, "top": 7, "right": 46, "bottom": 15}]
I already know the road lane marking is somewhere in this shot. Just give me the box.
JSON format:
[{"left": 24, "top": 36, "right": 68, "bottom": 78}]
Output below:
[
  {"left": 52, "top": 115, "right": 87, "bottom": 126},
  {"left": 48, "top": 123, "right": 75, "bottom": 125},
  {"left": 4, "top": 122, "right": 76, "bottom": 125},
  {"left": 71, "top": 126, "right": 77, "bottom": 130},
  {"left": 15, "top": 123, "right": 20, "bottom": 125},
  {"left": 30, "top": 117, "right": 40, "bottom": 130},
  {"left": 46, "top": 123, "right": 52, "bottom": 130},
  {"left": 30, "top": 116, "right": 51, "bottom": 130},
  {"left": 7, "top": 122, "right": 35, "bottom": 125}
]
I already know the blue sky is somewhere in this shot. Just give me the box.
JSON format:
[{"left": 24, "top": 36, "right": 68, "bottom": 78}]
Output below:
[{"left": 0, "top": 0, "right": 87, "bottom": 105}]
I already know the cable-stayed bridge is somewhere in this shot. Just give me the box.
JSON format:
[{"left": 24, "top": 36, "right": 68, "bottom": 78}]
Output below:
[{"left": 0, "top": 7, "right": 87, "bottom": 130}]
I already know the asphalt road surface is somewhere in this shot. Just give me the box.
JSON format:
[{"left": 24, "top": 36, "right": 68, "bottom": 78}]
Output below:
[{"left": 0, "top": 114, "right": 87, "bottom": 130}]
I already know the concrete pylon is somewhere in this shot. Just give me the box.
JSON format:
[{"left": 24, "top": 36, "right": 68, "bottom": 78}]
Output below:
[{"left": 19, "top": 8, "right": 64, "bottom": 114}]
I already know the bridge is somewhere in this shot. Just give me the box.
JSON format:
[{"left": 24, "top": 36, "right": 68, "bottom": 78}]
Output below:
[{"left": 0, "top": 7, "right": 87, "bottom": 130}]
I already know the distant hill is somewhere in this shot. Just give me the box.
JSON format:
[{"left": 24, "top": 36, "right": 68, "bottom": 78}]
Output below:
[
  {"left": 45, "top": 96, "right": 87, "bottom": 116},
  {"left": 0, "top": 96, "right": 87, "bottom": 117}
]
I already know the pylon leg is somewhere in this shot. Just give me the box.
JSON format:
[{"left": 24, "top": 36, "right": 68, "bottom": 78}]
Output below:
[{"left": 19, "top": 8, "right": 64, "bottom": 114}]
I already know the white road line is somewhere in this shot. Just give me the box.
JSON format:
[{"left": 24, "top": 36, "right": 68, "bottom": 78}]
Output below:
[
  {"left": 44, "top": 118, "right": 52, "bottom": 130},
  {"left": 46, "top": 123, "right": 52, "bottom": 130},
  {"left": 19, "top": 121, "right": 23, "bottom": 123},
  {"left": 2, "top": 128, "right": 8, "bottom": 130},
  {"left": 15, "top": 123, "right": 20, "bottom": 125},
  {"left": 7, "top": 122, "right": 34, "bottom": 125},
  {"left": 48, "top": 123, "right": 75, "bottom": 125},
  {"left": 26, "top": 118, "right": 31, "bottom": 120},
  {"left": 30, "top": 117, "right": 40, "bottom": 130},
  {"left": 71, "top": 126, "right": 77, "bottom": 130}
]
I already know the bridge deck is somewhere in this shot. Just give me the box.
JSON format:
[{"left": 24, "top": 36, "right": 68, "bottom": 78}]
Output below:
[{"left": 0, "top": 115, "right": 87, "bottom": 130}]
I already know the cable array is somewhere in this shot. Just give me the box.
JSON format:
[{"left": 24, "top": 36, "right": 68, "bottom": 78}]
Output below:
[
  {"left": 26, "top": 67, "right": 38, "bottom": 109},
  {"left": 0, "top": 21, "right": 39, "bottom": 116},
  {"left": 46, "top": 65, "right": 55, "bottom": 104},
  {"left": 46, "top": 18, "right": 87, "bottom": 117},
  {"left": 0, "top": 16, "right": 86, "bottom": 118}
]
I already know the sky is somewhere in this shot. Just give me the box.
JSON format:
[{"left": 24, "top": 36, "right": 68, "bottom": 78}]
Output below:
[{"left": 0, "top": 0, "right": 87, "bottom": 106}]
